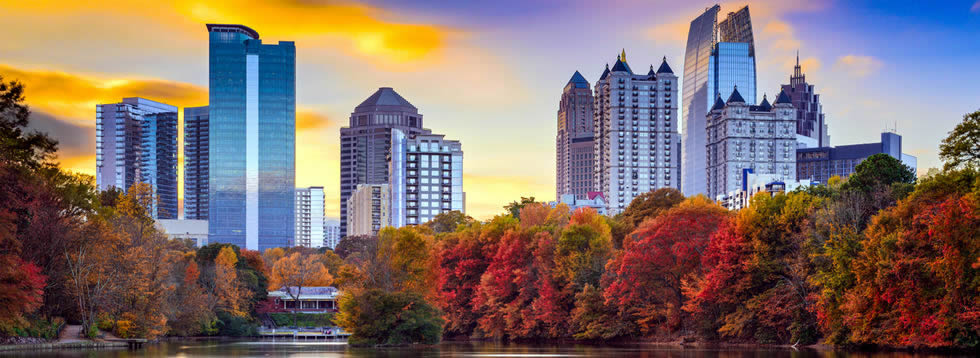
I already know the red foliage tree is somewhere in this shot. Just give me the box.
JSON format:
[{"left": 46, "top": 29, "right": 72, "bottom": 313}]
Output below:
[
  {"left": 0, "top": 255, "right": 46, "bottom": 330},
  {"left": 842, "top": 193, "right": 980, "bottom": 348},
  {"left": 604, "top": 197, "right": 729, "bottom": 335}
]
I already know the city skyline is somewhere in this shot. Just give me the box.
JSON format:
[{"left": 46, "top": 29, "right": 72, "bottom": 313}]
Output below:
[{"left": 4, "top": 1, "right": 980, "bottom": 220}]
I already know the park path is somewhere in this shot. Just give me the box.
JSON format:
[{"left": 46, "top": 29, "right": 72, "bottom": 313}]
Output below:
[{"left": 56, "top": 325, "right": 85, "bottom": 343}]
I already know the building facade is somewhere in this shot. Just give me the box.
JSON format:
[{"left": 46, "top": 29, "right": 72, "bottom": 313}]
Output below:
[
  {"left": 550, "top": 192, "right": 607, "bottom": 216},
  {"left": 594, "top": 51, "right": 681, "bottom": 215},
  {"left": 339, "top": 88, "right": 430, "bottom": 238},
  {"left": 782, "top": 54, "right": 829, "bottom": 148},
  {"left": 156, "top": 219, "right": 209, "bottom": 247},
  {"left": 295, "top": 187, "right": 325, "bottom": 248},
  {"left": 797, "top": 132, "right": 917, "bottom": 184},
  {"left": 184, "top": 106, "right": 209, "bottom": 220},
  {"left": 706, "top": 88, "right": 796, "bottom": 200},
  {"left": 323, "top": 221, "right": 341, "bottom": 249},
  {"left": 556, "top": 71, "right": 596, "bottom": 200},
  {"left": 346, "top": 184, "right": 390, "bottom": 237},
  {"left": 207, "top": 24, "right": 296, "bottom": 251},
  {"left": 95, "top": 97, "right": 178, "bottom": 219},
  {"left": 716, "top": 170, "right": 811, "bottom": 211},
  {"left": 390, "top": 130, "right": 464, "bottom": 227},
  {"left": 682, "top": 4, "right": 758, "bottom": 197}
]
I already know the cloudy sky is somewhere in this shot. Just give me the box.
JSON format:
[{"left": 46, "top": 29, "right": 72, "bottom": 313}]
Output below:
[{"left": 2, "top": 0, "right": 978, "bottom": 220}]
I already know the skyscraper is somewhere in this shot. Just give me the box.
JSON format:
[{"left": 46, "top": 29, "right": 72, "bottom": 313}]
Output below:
[
  {"left": 782, "top": 53, "right": 830, "bottom": 148},
  {"left": 389, "top": 129, "right": 464, "bottom": 227},
  {"left": 682, "top": 4, "right": 757, "bottom": 197},
  {"left": 207, "top": 24, "right": 296, "bottom": 251},
  {"left": 706, "top": 89, "right": 796, "bottom": 199},
  {"left": 95, "top": 97, "right": 178, "bottom": 219},
  {"left": 556, "top": 71, "right": 595, "bottom": 200},
  {"left": 339, "top": 87, "right": 430, "bottom": 237},
  {"left": 593, "top": 51, "right": 680, "bottom": 215},
  {"left": 184, "top": 106, "right": 209, "bottom": 220},
  {"left": 295, "top": 186, "right": 325, "bottom": 248}
]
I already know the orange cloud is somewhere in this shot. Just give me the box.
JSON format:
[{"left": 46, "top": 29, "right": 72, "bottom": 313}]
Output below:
[
  {"left": 297, "top": 110, "right": 333, "bottom": 130},
  {"left": 0, "top": 64, "right": 207, "bottom": 124},
  {"left": 834, "top": 55, "right": 883, "bottom": 78},
  {"left": 1, "top": 0, "right": 452, "bottom": 65}
]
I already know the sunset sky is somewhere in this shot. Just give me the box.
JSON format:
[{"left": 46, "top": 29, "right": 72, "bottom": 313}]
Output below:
[{"left": 2, "top": 0, "right": 979, "bottom": 220}]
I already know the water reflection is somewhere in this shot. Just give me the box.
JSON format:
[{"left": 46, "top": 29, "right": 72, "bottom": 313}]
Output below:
[{"left": 0, "top": 341, "right": 971, "bottom": 358}]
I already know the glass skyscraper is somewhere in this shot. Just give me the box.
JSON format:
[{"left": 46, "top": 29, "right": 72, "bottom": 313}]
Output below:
[
  {"left": 682, "top": 4, "right": 757, "bottom": 197},
  {"left": 184, "top": 105, "right": 209, "bottom": 220},
  {"left": 95, "top": 97, "right": 177, "bottom": 219},
  {"left": 207, "top": 24, "right": 296, "bottom": 251}
]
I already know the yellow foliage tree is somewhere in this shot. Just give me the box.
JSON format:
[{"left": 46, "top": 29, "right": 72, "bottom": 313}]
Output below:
[{"left": 215, "top": 247, "right": 249, "bottom": 317}]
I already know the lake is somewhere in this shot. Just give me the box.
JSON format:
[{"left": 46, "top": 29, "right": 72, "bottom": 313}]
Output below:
[{"left": 0, "top": 340, "right": 970, "bottom": 357}]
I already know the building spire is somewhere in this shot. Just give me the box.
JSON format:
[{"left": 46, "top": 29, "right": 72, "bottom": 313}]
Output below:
[
  {"left": 621, "top": 48, "right": 627, "bottom": 62},
  {"left": 791, "top": 49, "right": 805, "bottom": 86}
]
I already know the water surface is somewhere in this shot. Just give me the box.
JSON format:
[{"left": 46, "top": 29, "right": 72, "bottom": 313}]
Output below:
[{"left": 0, "top": 340, "right": 969, "bottom": 358}]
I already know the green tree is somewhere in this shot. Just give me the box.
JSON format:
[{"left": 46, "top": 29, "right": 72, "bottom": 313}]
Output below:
[
  {"left": 940, "top": 109, "right": 980, "bottom": 170},
  {"left": 841, "top": 153, "right": 915, "bottom": 195},
  {"left": 424, "top": 210, "right": 474, "bottom": 234},
  {"left": 503, "top": 196, "right": 536, "bottom": 218},
  {"left": 336, "top": 289, "right": 443, "bottom": 346},
  {"left": 0, "top": 75, "right": 57, "bottom": 169}
]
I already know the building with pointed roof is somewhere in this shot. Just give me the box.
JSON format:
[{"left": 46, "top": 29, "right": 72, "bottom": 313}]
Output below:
[
  {"left": 592, "top": 50, "right": 680, "bottom": 215},
  {"left": 781, "top": 53, "right": 830, "bottom": 148},
  {"left": 339, "top": 87, "right": 431, "bottom": 237},
  {"left": 706, "top": 86, "right": 797, "bottom": 200},
  {"left": 682, "top": 4, "right": 758, "bottom": 198},
  {"left": 557, "top": 71, "right": 596, "bottom": 200}
]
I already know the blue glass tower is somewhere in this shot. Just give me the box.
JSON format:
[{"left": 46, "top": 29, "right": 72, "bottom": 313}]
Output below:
[
  {"left": 207, "top": 24, "right": 296, "bottom": 251},
  {"left": 682, "top": 5, "right": 757, "bottom": 197},
  {"left": 707, "top": 42, "right": 756, "bottom": 106}
]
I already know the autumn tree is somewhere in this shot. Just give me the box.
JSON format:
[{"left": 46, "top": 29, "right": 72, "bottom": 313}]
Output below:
[
  {"left": 605, "top": 197, "right": 728, "bottom": 335},
  {"left": 433, "top": 216, "right": 514, "bottom": 338},
  {"left": 214, "top": 247, "right": 250, "bottom": 317},
  {"left": 333, "top": 235, "right": 378, "bottom": 260},
  {"left": 840, "top": 168, "right": 980, "bottom": 348},
  {"left": 939, "top": 109, "right": 980, "bottom": 170},
  {"left": 0, "top": 255, "right": 46, "bottom": 333},
  {"left": 611, "top": 188, "right": 685, "bottom": 248},
  {"left": 335, "top": 226, "right": 442, "bottom": 345},
  {"left": 684, "top": 192, "right": 823, "bottom": 344}
]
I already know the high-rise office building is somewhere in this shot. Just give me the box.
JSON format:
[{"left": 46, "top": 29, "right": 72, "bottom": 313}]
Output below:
[
  {"left": 593, "top": 51, "right": 680, "bottom": 215},
  {"left": 389, "top": 130, "right": 464, "bottom": 227},
  {"left": 295, "top": 187, "right": 325, "bottom": 248},
  {"left": 682, "top": 4, "right": 757, "bottom": 197},
  {"left": 706, "top": 88, "right": 796, "bottom": 200},
  {"left": 556, "top": 71, "right": 596, "bottom": 200},
  {"left": 346, "top": 184, "right": 391, "bottom": 237},
  {"left": 782, "top": 54, "right": 830, "bottom": 148},
  {"left": 339, "top": 88, "right": 430, "bottom": 237},
  {"left": 96, "top": 97, "right": 178, "bottom": 219},
  {"left": 206, "top": 24, "right": 296, "bottom": 251},
  {"left": 184, "top": 106, "right": 209, "bottom": 220}
]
